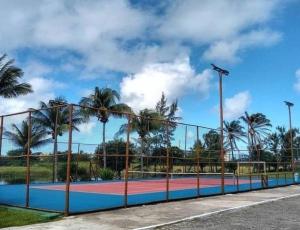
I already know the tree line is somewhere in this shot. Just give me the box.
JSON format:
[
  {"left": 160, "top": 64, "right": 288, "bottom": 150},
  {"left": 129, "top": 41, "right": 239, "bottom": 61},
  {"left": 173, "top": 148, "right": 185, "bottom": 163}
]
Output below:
[{"left": 1, "top": 54, "right": 298, "bottom": 179}]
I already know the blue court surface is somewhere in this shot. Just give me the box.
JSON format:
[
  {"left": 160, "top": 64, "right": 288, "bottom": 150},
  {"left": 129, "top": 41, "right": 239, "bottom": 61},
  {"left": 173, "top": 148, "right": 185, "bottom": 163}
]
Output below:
[{"left": 0, "top": 177, "right": 295, "bottom": 214}]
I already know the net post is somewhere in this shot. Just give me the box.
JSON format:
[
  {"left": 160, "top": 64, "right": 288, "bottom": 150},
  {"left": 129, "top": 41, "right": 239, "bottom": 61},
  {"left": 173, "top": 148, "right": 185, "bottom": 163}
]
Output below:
[
  {"left": 124, "top": 114, "right": 131, "bottom": 207},
  {"left": 166, "top": 121, "right": 170, "bottom": 202},
  {"left": 0, "top": 116, "right": 3, "bottom": 156},
  {"left": 64, "top": 104, "right": 73, "bottom": 216},
  {"left": 25, "top": 110, "right": 32, "bottom": 208},
  {"left": 196, "top": 126, "right": 200, "bottom": 197}
]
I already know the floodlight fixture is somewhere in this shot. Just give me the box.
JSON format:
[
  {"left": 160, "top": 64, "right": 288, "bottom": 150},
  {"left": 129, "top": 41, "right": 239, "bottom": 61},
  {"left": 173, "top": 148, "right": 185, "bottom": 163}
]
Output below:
[
  {"left": 211, "top": 64, "right": 229, "bottom": 76},
  {"left": 49, "top": 100, "right": 67, "bottom": 106},
  {"left": 284, "top": 101, "right": 294, "bottom": 107}
]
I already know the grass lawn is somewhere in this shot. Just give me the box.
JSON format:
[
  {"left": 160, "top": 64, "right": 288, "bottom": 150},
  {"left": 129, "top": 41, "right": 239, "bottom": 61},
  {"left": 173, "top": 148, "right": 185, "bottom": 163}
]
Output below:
[{"left": 0, "top": 205, "right": 61, "bottom": 228}]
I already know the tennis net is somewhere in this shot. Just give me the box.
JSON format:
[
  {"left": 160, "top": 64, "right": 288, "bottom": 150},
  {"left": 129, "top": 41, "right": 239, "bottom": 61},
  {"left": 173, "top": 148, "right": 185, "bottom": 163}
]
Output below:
[{"left": 126, "top": 171, "right": 236, "bottom": 185}]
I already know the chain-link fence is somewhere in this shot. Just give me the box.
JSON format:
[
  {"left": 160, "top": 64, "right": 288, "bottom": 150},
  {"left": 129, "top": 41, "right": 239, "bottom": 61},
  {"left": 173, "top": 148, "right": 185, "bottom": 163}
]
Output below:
[{"left": 0, "top": 104, "right": 298, "bottom": 215}]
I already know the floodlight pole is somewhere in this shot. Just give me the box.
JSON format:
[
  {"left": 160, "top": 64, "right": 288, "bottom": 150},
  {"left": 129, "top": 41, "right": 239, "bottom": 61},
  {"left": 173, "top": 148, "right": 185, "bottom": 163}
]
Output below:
[
  {"left": 284, "top": 101, "right": 294, "bottom": 180},
  {"left": 0, "top": 116, "right": 3, "bottom": 157},
  {"left": 211, "top": 64, "right": 229, "bottom": 194}
]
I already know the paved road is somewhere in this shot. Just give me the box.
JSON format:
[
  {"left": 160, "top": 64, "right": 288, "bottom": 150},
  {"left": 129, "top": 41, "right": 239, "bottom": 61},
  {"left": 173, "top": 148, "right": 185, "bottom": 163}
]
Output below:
[{"left": 155, "top": 195, "right": 300, "bottom": 230}]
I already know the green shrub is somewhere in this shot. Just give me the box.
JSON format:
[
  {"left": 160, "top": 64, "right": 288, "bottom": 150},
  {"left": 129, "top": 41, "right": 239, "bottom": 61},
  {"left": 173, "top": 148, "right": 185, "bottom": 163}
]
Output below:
[
  {"left": 5, "top": 178, "right": 27, "bottom": 184},
  {"left": 76, "top": 166, "right": 90, "bottom": 181},
  {"left": 58, "top": 163, "right": 90, "bottom": 181},
  {"left": 99, "top": 168, "right": 115, "bottom": 180}
]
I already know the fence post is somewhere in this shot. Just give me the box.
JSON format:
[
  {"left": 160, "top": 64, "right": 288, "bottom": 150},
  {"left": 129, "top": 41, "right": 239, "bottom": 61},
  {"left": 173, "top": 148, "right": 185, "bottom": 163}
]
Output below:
[
  {"left": 166, "top": 121, "right": 170, "bottom": 201},
  {"left": 0, "top": 116, "right": 3, "bottom": 157},
  {"left": 89, "top": 161, "right": 92, "bottom": 181},
  {"left": 196, "top": 126, "right": 200, "bottom": 197},
  {"left": 249, "top": 161, "right": 252, "bottom": 190},
  {"left": 124, "top": 114, "right": 131, "bottom": 207},
  {"left": 25, "top": 111, "right": 32, "bottom": 208},
  {"left": 184, "top": 125, "right": 187, "bottom": 173},
  {"left": 284, "top": 168, "right": 287, "bottom": 185},
  {"left": 64, "top": 104, "right": 73, "bottom": 216},
  {"left": 75, "top": 143, "right": 80, "bottom": 182},
  {"left": 52, "top": 107, "right": 59, "bottom": 183}
]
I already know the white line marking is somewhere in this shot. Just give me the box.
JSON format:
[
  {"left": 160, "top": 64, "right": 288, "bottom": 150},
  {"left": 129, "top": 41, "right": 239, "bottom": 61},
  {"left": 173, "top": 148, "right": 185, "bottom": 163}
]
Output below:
[{"left": 134, "top": 191, "right": 300, "bottom": 230}]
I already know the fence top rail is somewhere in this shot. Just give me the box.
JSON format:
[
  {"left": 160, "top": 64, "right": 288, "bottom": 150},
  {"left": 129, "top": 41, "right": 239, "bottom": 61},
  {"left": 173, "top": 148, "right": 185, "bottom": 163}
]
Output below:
[
  {"left": 0, "top": 104, "right": 68, "bottom": 118},
  {"left": 0, "top": 103, "right": 218, "bottom": 131}
]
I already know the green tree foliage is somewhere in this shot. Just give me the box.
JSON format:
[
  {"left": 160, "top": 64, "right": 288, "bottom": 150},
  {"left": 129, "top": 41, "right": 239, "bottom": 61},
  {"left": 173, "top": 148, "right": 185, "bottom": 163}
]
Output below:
[
  {"left": 32, "top": 97, "right": 85, "bottom": 182},
  {"left": 94, "top": 139, "right": 135, "bottom": 177},
  {"left": 203, "top": 130, "right": 221, "bottom": 172},
  {"left": 117, "top": 109, "right": 161, "bottom": 172},
  {"left": 4, "top": 120, "right": 51, "bottom": 154},
  {"left": 266, "top": 126, "right": 299, "bottom": 163},
  {"left": 0, "top": 54, "right": 32, "bottom": 98},
  {"left": 154, "top": 93, "right": 180, "bottom": 146},
  {"left": 240, "top": 112, "right": 272, "bottom": 161},
  {"left": 79, "top": 87, "right": 131, "bottom": 168},
  {"left": 223, "top": 120, "right": 246, "bottom": 160}
]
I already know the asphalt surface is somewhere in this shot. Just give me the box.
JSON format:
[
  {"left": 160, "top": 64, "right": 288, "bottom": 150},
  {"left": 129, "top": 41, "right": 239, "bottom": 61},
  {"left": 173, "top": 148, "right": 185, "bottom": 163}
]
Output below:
[{"left": 155, "top": 195, "right": 300, "bottom": 230}]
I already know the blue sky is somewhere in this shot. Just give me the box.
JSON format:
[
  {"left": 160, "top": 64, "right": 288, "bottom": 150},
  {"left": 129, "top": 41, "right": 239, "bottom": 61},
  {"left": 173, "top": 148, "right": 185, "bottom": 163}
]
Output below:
[{"left": 1, "top": 0, "right": 300, "bottom": 149}]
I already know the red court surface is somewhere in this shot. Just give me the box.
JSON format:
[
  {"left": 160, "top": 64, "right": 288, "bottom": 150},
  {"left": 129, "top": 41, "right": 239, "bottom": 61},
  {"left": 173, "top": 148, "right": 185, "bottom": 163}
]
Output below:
[{"left": 33, "top": 178, "right": 253, "bottom": 195}]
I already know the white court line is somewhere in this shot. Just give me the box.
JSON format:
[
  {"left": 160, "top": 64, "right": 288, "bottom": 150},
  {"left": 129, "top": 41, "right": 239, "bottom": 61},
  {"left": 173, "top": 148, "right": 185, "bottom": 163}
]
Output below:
[{"left": 134, "top": 190, "right": 300, "bottom": 230}]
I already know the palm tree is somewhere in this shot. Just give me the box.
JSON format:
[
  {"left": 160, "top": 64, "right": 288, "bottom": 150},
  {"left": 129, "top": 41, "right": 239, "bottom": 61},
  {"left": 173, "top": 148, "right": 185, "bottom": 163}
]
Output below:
[
  {"left": 4, "top": 120, "right": 51, "bottom": 155},
  {"left": 203, "top": 130, "right": 221, "bottom": 172},
  {"left": 0, "top": 54, "right": 32, "bottom": 98},
  {"left": 79, "top": 87, "right": 131, "bottom": 168},
  {"left": 32, "top": 97, "right": 85, "bottom": 182},
  {"left": 117, "top": 109, "right": 161, "bottom": 172},
  {"left": 275, "top": 126, "right": 299, "bottom": 164},
  {"left": 240, "top": 112, "right": 272, "bottom": 161},
  {"left": 223, "top": 120, "right": 246, "bottom": 161}
]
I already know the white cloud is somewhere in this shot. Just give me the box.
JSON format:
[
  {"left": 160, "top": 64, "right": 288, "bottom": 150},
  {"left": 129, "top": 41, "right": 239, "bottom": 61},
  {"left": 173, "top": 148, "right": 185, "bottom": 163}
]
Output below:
[
  {"left": 223, "top": 91, "right": 251, "bottom": 120},
  {"left": 203, "top": 29, "right": 281, "bottom": 63},
  {"left": 120, "top": 57, "right": 213, "bottom": 111},
  {"left": 0, "top": 0, "right": 285, "bottom": 73},
  {"left": 158, "top": 0, "right": 279, "bottom": 43},
  {"left": 78, "top": 121, "right": 96, "bottom": 135},
  {"left": 187, "top": 130, "right": 195, "bottom": 140},
  {"left": 294, "top": 69, "right": 300, "bottom": 92}
]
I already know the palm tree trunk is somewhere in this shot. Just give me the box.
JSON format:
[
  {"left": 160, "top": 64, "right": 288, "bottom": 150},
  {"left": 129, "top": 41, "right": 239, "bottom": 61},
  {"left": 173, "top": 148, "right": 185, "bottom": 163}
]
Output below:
[
  {"left": 250, "top": 133, "right": 255, "bottom": 160},
  {"left": 141, "top": 138, "right": 144, "bottom": 173},
  {"left": 103, "top": 122, "right": 107, "bottom": 168},
  {"left": 247, "top": 124, "right": 251, "bottom": 160},
  {"left": 230, "top": 140, "right": 235, "bottom": 161},
  {"left": 253, "top": 137, "right": 260, "bottom": 161}
]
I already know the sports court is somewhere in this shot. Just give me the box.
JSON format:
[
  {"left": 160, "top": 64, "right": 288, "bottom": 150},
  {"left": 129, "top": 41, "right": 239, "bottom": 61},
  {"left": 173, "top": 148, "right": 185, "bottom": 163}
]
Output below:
[
  {"left": 4, "top": 185, "right": 300, "bottom": 230},
  {"left": 0, "top": 171, "right": 294, "bottom": 214}
]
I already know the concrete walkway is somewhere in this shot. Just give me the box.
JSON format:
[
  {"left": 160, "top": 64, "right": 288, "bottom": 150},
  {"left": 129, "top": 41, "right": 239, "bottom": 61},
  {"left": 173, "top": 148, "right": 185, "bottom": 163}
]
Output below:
[{"left": 5, "top": 185, "right": 300, "bottom": 230}]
